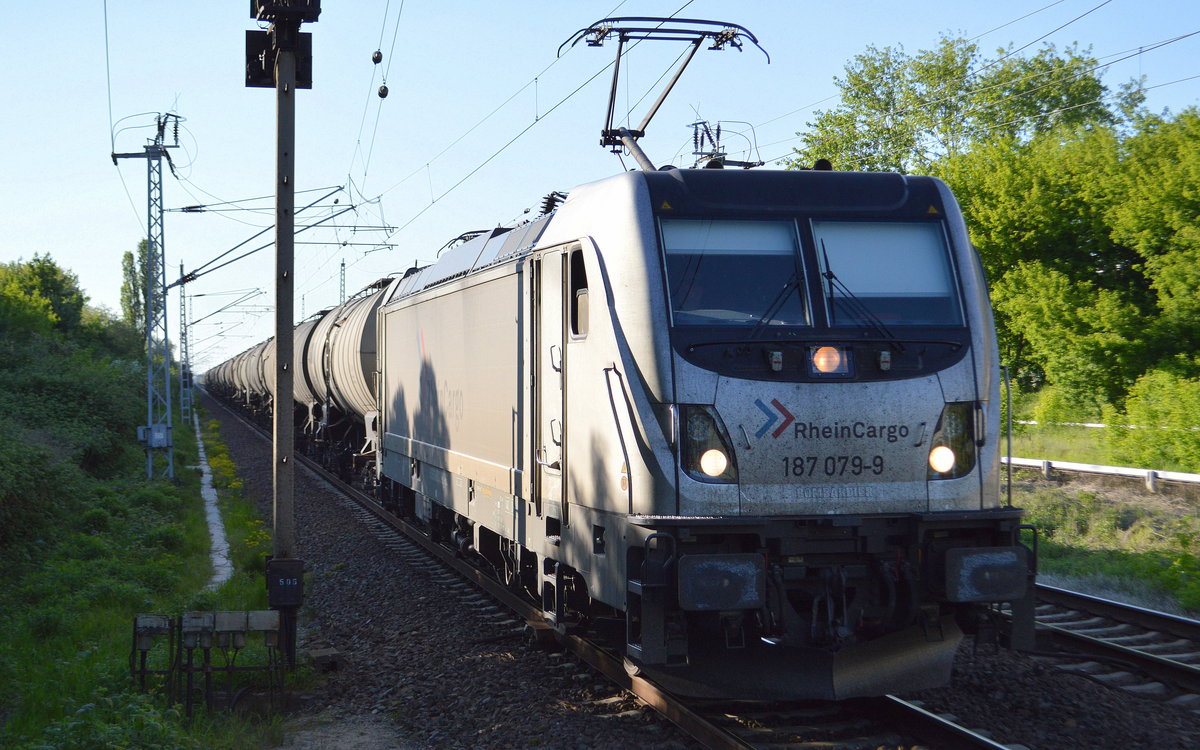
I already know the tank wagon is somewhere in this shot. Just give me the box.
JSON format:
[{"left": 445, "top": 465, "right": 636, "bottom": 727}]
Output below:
[
  {"left": 206, "top": 280, "right": 392, "bottom": 480},
  {"left": 210, "top": 166, "right": 1034, "bottom": 700}
]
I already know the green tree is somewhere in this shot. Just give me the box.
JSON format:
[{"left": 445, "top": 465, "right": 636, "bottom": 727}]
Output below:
[
  {"left": 79, "top": 305, "right": 144, "bottom": 361},
  {"left": 120, "top": 240, "right": 148, "bottom": 337},
  {"left": 929, "top": 125, "right": 1152, "bottom": 393},
  {"left": 1105, "top": 109, "right": 1200, "bottom": 358},
  {"left": 787, "top": 36, "right": 1140, "bottom": 173},
  {"left": 932, "top": 127, "right": 1141, "bottom": 287},
  {"left": 993, "top": 261, "right": 1142, "bottom": 410},
  {"left": 0, "top": 284, "right": 55, "bottom": 339},
  {"left": 0, "top": 254, "right": 87, "bottom": 334}
]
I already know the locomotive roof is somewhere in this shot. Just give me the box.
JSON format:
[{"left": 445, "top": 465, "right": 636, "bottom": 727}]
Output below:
[
  {"left": 641, "top": 167, "right": 942, "bottom": 218},
  {"left": 390, "top": 167, "right": 945, "bottom": 301}
]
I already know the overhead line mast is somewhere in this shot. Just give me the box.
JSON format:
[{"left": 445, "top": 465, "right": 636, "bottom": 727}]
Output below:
[
  {"left": 179, "top": 262, "right": 192, "bottom": 423},
  {"left": 112, "top": 112, "right": 183, "bottom": 480}
]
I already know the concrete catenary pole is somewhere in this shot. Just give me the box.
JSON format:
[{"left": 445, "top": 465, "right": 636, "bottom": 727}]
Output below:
[{"left": 246, "top": 0, "right": 320, "bottom": 669}]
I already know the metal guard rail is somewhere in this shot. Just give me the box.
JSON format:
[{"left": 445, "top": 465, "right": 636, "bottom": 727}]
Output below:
[{"left": 1004, "top": 456, "right": 1200, "bottom": 489}]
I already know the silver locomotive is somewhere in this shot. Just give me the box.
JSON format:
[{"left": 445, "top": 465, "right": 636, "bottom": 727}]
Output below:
[{"left": 210, "top": 166, "right": 1033, "bottom": 700}]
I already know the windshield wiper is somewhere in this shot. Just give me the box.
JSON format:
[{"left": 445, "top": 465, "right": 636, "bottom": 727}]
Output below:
[
  {"left": 821, "top": 240, "right": 905, "bottom": 352},
  {"left": 748, "top": 274, "right": 804, "bottom": 340}
]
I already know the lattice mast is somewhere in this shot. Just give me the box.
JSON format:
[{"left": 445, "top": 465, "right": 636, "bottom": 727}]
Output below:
[
  {"left": 113, "top": 113, "right": 182, "bottom": 479},
  {"left": 179, "top": 262, "right": 193, "bottom": 423}
]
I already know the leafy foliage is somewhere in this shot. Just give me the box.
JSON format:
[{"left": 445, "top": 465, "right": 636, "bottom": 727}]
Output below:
[
  {"left": 1104, "top": 369, "right": 1200, "bottom": 471},
  {"left": 1106, "top": 111, "right": 1200, "bottom": 343},
  {"left": 121, "top": 240, "right": 148, "bottom": 338},
  {"left": 786, "top": 36, "right": 1133, "bottom": 173},
  {"left": 992, "top": 261, "right": 1142, "bottom": 409},
  {"left": 0, "top": 254, "right": 87, "bottom": 335},
  {"left": 33, "top": 694, "right": 201, "bottom": 750}
]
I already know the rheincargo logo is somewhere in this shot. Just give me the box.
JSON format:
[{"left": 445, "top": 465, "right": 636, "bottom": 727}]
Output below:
[
  {"left": 755, "top": 399, "right": 909, "bottom": 443},
  {"left": 794, "top": 421, "right": 910, "bottom": 443},
  {"left": 754, "top": 398, "right": 795, "bottom": 439}
]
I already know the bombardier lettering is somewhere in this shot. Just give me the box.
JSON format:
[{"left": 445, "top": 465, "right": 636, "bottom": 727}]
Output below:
[{"left": 794, "top": 421, "right": 910, "bottom": 443}]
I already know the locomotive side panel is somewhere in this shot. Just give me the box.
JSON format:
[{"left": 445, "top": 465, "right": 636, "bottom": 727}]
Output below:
[
  {"left": 539, "top": 173, "right": 678, "bottom": 520},
  {"left": 379, "top": 266, "right": 529, "bottom": 543}
]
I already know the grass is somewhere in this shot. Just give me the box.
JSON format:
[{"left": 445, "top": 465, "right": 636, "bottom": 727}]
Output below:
[
  {"left": 1008, "top": 423, "right": 1113, "bottom": 465},
  {"left": 1013, "top": 477, "right": 1200, "bottom": 613},
  {"left": 1002, "top": 401, "right": 1200, "bottom": 614},
  {"left": 0, "top": 402, "right": 287, "bottom": 749}
]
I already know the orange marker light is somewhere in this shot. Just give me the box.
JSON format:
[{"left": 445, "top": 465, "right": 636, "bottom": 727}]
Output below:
[{"left": 812, "top": 346, "right": 843, "bottom": 374}]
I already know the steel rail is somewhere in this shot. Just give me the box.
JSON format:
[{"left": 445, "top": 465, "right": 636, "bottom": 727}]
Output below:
[
  {"left": 1034, "top": 584, "right": 1200, "bottom": 693},
  {"left": 1037, "top": 584, "right": 1200, "bottom": 641},
  {"left": 875, "top": 696, "right": 1015, "bottom": 750}
]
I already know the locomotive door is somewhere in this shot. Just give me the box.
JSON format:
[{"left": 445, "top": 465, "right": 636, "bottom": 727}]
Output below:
[{"left": 534, "top": 248, "right": 568, "bottom": 525}]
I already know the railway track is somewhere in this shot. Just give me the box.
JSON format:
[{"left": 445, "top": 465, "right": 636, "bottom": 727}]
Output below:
[
  {"left": 207, "top": 392, "right": 1020, "bottom": 748},
  {"left": 1029, "top": 584, "right": 1200, "bottom": 706}
]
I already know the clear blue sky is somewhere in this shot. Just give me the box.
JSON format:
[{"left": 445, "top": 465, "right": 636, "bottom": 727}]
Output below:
[{"left": 1, "top": 1, "right": 1197, "bottom": 370}]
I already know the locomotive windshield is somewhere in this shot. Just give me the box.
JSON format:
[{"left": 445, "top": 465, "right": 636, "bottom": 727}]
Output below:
[
  {"left": 661, "top": 219, "right": 809, "bottom": 327},
  {"left": 661, "top": 217, "right": 964, "bottom": 330},
  {"left": 813, "top": 220, "right": 963, "bottom": 327}
]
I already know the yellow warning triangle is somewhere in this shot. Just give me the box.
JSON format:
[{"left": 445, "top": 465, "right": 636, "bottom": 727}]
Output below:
[
  {"left": 927, "top": 205, "right": 940, "bottom": 214},
  {"left": 660, "top": 200, "right": 673, "bottom": 210}
]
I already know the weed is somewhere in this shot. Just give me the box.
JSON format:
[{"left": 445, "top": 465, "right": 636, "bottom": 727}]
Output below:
[{"left": 1018, "top": 483, "right": 1200, "bottom": 612}]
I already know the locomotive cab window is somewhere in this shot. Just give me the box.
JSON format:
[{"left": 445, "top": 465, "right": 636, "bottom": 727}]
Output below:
[
  {"left": 812, "top": 220, "right": 963, "bottom": 327},
  {"left": 661, "top": 219, "right": 809, "bottom": 327},
  {"left": 569, "top": 247, "right": 588, "bottom": 338}
]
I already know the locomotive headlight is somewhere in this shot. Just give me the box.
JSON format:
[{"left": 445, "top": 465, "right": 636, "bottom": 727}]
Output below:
[
  {"left": 928, "top": 402, "right": 977, "bottom": 480},
  {"left": 808, "top": 345, "right": 853, "bottom": 377},
  {"left": 680, "top": 405, "right": 738, "bottom": 484},
  {"left": 928, "top": 445, "right": 956, "bottom": 473},
  {"left": 699, "top": 449, "right": 729, "bottom": 477}
]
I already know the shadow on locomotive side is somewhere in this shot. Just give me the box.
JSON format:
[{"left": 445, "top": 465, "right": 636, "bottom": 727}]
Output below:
[{"left": 206, "top": 166, "right": 1036, "bottom": 700}]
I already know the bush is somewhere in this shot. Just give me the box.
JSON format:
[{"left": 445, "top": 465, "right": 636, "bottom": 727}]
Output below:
[
  {"left": 0, "top": 421, "right": 60, "bottom": 558},
  {"left": 26, "top": 606, "right": 67, "bottom": 639},
  {"left": 70, "top": 534, "right": 112, "bottom": 561},
  {"left": 34, "top": 694, "right": 201, "bottom": 750},
  {"left": 142, "top": 524, "right": 186, "bottom": 554},
  {"left": 1105, "top": 369, "right": 1200, "bottom": 471},
  {"left": 81, "top": 579, "right": 152, "bottom": 611},
  {"left": 77, "top": 508, "right": 110, "bottom": 533}
]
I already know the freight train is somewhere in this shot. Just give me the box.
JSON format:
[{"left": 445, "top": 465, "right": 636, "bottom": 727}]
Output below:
[{"left": 207, "top": 165, "right": 1035, "bottom": 700}]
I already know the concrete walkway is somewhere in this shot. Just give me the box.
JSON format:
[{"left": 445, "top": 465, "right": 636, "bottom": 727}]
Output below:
[{"left": 193, "top": 410, "right": 233, "bottom": 589}]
